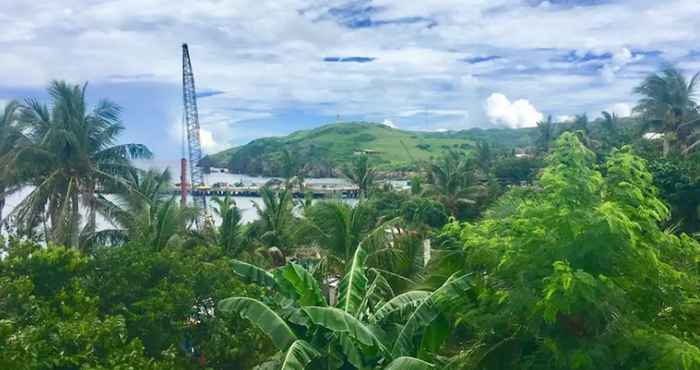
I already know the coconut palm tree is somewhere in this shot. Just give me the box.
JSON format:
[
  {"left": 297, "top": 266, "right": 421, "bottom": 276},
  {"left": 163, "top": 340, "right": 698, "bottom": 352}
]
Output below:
[
  {"left": 473, "top": 140, "right": 493, "bottom": 173},
  {"left": 601, "top": 111, "right": 618, "bottom": 132},
  {"left": 91, "top": 168, "right": 197, "bottom": 250},
  {"left": 278, "top": 148, "right": 308, "bottom": 192},
  {"left": 634, "top": 66, "right": 700, "bottom": 156},
  {"left": 600, "top": 110, "right": 624, "bottom": 150},
  {"left": 572, "top": 114, "right": 590, "bottom": 135},
  {"left": 424, "top": 150, "right": 484, "bottom": 218},
  {"left": 563, "top": 114, "right": 601, "bottom": 150},
  {"left": 294, "top": 169, "right": 307, "bottom": 194},
  {"left": 279, "top": 148, "right": 297, "bottom": 188},
  {"left": 251, "top": 187, "right": 296, "bottom": 252},
  {"left": 296, "top": 201, "right": 412, "bottom": 282},
  {"left": 0, "top": 100, "right": 23, "bottom": 221},
  {"left": 299, "top": 201, "right": 378, "bottom": 265},
  {"left": 125, "top": 195, "right": 192, "bottom": 251},
  {"left": 342, "top": 154, "right": 376, "bottom": 199},
  {"left": 11, "top": 81, "right": 152, "bottom": 249},
  {"left": 536, "top": 115, "right": 555, "bottom": 154},
  {"left": 210, "top": 194, "right": 244, "bottom": 257},
  {"left": 104, "top": 168, "right": 173, "bottom": 222}
]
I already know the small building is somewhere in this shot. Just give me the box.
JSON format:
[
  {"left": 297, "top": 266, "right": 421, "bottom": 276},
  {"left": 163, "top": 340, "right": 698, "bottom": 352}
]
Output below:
[
  {"left": 265, "top": 178, "right": 284, "bottom": 187},
  {"left": 514, "top": 148, "right": 533, "bottom": 159},
  {"left": 212, "top": 182, "right": 231, "bottom": 189},
  {"left": 353, "top": 149, "right": 382, "bottom": 156}
]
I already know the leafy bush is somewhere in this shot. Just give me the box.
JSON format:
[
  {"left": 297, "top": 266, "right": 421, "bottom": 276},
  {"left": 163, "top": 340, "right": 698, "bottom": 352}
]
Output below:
[
  {"left": 492, "top": 156, "right": 543, "bottom": 185},
  {"left": 0, "top": 242, "right": 173, "bottom": 369},
  {"left": 430, "top": 133, "right": 700, "bottom": 369},
  {"left": 0, "top": 240, "right": 273, "bottom": 369}
]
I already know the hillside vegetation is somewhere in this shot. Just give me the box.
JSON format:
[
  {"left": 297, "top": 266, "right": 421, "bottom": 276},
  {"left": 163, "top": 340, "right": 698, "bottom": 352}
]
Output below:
[{"left": 203, "top": 122, "right": 538, "bottom": 176}]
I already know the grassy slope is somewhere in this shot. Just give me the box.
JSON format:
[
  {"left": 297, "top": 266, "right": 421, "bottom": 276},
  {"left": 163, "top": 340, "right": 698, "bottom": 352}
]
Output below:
[{"left": 203, "top": 122, "right": 537, "bottom": 176}]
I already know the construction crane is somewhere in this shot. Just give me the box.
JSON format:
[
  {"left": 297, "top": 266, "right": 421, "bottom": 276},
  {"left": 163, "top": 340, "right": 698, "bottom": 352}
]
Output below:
[{"left": 181, "top": 43, "right": 207, "bottom": 220}]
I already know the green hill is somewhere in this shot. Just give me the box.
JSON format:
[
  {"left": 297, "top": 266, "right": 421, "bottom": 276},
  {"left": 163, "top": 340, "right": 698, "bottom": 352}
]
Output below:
[{"left": 202, "top": 122, "right": 538, "bottom": 177}]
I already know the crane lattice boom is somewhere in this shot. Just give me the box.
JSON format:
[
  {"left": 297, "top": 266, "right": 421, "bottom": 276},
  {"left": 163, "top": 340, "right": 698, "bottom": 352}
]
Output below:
[{"left": 182, "top": 43, "right": 207, "bottom": 215}]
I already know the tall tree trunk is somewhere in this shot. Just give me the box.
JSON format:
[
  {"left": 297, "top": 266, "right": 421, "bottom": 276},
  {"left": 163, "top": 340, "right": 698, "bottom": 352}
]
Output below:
[
  {"left": 49, "top": 197, "right": 60, "bottom": 244},
  {"left": 663, "top": 135, "right": 671, "bottom": 158},
  {"left": 87, "top": 182, "right": 96, "bottom": 236},
  {"left": 0, "top": 185, "right": 5, "bottom": 223},
  {"left": 682, "top": 140, "right": 700, "bottom": 156},
  {"left": 43, "top": 210, "right": 50, "bottom": 244},
  {"left": 70, "top": 190, "right": 80, "bottom": 249}
]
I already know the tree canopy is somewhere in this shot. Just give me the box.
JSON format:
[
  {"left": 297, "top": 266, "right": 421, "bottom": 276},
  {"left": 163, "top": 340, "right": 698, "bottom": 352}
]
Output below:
[{"left": 2, "top": 68, "right": 700, "bottom": 369}]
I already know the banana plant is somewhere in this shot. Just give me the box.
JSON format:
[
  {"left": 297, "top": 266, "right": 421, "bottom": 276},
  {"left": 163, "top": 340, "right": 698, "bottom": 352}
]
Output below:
[{"left": 218, "top": 245, "right": 472, "bottom": 369}]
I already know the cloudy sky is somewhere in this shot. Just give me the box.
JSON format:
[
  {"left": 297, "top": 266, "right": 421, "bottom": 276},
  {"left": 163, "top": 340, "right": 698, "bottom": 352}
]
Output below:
[{"left": 1, "top": 0, "right": 699, "bottom": 159}]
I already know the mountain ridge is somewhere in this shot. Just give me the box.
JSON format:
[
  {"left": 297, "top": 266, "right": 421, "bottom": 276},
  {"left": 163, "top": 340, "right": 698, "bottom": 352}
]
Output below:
[{"left": 201, "top": 122, "right": 538, "bottom": 177}]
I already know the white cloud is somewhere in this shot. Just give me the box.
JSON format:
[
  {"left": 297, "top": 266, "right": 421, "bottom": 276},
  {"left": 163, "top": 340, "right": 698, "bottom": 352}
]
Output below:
[
  {"left": 600, "top": 65, "right": 617, "bottom": 83},
  {"left": 398, "top": 109, "right": 469, "bottom": 118},
  {"left": 199, "top": 128, "right": 227, "bottom": 152},
  {"left": 556, "top": 115, "right": 575, "bottom": 123},
  {"left": 0, "top": 0, "right": 699, "bottom": 151},
  {"left": 608, "top": 102, "right": 633, "bottom": 117},
  {"left": 485, "top": 93, "right": 543, "bottom": 128},
  {"left": 381, "top": 119, "right": 397, "bottom": 128},
  {"left": 600, "top": 48, "right": 643, "bottom": 82},
  {"left": 612, "top": 48, "right": 634, "bottom": 67}
]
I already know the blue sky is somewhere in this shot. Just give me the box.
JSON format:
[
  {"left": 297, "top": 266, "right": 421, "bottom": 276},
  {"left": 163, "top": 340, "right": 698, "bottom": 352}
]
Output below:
[{"left": 1, "top": 0, "right": 699, "bottom": 160}]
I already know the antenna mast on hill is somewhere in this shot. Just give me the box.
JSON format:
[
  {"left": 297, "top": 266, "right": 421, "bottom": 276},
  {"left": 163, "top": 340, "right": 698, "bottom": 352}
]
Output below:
[{"left": 181, "top": 43, "right": 207, "bottom": 221}]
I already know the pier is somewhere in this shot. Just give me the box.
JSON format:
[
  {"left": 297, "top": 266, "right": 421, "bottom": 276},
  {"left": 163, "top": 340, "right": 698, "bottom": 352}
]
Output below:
[{"left": 170, "top": 184, "right": 360, "bottom": 199}]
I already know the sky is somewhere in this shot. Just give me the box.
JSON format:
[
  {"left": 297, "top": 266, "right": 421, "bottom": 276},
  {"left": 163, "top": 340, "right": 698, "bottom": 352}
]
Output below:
[{"left": 1, "top": 0, "right": 699, "bottom": 160}]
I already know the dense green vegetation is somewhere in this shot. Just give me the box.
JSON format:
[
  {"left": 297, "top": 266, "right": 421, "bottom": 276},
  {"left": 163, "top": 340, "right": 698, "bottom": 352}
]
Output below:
[
  {"left": 203, "top": 115, "right": 643, "bottom": 178},
  {"left": 202, "top": 121, "right": 541, "bottom": 177},
  {"left": 1, "top": 67, "right": 700, "bottom": 369}
]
